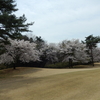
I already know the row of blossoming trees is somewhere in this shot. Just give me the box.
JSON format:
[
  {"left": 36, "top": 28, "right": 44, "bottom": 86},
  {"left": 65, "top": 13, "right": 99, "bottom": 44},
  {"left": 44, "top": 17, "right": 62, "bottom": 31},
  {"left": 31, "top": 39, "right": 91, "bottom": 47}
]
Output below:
[
  {"left": 0, "top": 36, "right": 100, "bottom": 69},
  {"left": 0, "top": 0, "right": 100, "bottom": 69}
]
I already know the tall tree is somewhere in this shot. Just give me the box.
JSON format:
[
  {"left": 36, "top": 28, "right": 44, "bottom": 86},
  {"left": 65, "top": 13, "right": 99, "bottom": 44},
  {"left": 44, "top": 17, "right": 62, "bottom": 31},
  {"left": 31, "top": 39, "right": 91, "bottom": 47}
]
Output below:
[
  {"left": 82, "top": 35, "right": 100, "bottom": 66},
  {"left": 0, "top": 0, "right": 17, "bottom": 13},
  {"left": 0, "top": 0, "right": 33, "bottom": 43}
]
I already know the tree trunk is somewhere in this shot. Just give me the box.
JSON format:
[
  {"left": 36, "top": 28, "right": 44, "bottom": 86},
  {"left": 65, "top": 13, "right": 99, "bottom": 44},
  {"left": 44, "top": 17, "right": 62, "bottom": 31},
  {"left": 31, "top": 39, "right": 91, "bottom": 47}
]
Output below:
[
  {"left": 90, "top": 48, "right": 94, "bottom": 66},
  {"left": 13, "top": 65, "right": 16, "bottom": 70},
  {"left": 69, "top": 58, "right": 73, "bottom": 68}
]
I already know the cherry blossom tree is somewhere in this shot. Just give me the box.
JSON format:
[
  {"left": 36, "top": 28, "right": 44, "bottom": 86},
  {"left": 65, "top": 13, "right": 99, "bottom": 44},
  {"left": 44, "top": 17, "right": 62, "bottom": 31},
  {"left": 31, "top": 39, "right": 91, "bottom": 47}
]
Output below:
[
  {"left": 0, "top": 39, "right": 40, "bottom": 69},
  {"left": 58, "top": 39, "right": 90, "bottom": 64},
  {"left": 45, "top": 43, "right": 59, "bottom": 63},
  {"left": 39, "top": 43, "right": 59, "bottom": 67},
  {"left": 92, "top": 47, "right": 100, "bottom": 62}
]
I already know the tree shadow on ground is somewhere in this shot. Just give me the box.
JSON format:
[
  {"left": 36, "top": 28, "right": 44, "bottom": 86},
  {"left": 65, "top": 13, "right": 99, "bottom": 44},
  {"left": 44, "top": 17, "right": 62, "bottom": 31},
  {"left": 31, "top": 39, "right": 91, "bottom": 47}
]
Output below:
[
  {"left": 0, "top": 67, "right": 43, "bottom": 95},
  {"left": 0, "top": 67, "right": 42, "bottom": 79}
]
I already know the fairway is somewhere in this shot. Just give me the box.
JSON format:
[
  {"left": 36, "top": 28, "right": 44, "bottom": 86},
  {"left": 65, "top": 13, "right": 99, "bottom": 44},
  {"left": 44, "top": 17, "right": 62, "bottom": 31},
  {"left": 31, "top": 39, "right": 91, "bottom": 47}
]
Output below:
[{"left": 0, "top": 65, "right": 100, "bottom": 100}]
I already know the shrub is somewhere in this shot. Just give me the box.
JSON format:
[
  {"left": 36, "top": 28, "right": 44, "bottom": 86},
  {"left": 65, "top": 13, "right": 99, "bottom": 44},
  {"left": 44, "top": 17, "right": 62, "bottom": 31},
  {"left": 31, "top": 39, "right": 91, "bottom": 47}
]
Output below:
[
  {"left": 45, "top": 62, "right": 69, "bottom": 68},
  {"left": 0, "top": 64, "right": 7, "bottom": 70}
]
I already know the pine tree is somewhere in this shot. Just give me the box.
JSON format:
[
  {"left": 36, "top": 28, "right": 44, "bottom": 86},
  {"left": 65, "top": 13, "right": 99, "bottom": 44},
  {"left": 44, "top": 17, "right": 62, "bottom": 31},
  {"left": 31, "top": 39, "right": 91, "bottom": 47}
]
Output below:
[
  {"left": 0, "top": 0, "right": 33, "bottom": 43},
  {"left": 82, "top": 35, "right": 100, "bottom": 66},
  {"left": 0, "top": 0, "right": 33, "bottom": 54}
]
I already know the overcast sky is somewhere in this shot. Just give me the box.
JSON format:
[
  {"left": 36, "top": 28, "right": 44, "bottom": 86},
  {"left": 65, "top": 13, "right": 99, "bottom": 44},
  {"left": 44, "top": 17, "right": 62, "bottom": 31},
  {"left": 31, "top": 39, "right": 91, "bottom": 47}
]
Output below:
[{"left": 15, "top": 0, "right": 100, "bottom": 43}]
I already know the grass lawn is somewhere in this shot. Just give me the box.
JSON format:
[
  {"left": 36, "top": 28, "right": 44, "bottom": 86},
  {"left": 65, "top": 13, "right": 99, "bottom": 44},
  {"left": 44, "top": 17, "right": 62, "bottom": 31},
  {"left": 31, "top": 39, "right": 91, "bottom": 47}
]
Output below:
[{"left": 0, "top": 64, "right": 100, "bottom": 100}]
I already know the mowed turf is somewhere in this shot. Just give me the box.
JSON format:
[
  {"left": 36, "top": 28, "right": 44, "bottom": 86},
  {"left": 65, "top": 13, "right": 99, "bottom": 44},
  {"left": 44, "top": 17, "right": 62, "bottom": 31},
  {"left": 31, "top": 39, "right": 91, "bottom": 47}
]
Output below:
[{"left": 0, "top": 65, "right": 100, "bottom": 100}]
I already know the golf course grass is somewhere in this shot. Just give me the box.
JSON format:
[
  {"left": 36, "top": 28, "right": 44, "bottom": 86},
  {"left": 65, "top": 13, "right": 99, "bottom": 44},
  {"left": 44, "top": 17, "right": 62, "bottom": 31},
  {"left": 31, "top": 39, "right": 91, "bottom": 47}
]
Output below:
[{"left": 0, "top": 64, "right": 100, "bottom": 100}]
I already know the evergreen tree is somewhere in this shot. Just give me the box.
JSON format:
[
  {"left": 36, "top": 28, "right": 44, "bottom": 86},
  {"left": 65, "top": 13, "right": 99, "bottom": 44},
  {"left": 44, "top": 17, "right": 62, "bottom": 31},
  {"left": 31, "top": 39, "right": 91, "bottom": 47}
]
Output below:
[
  {"left": 0, "top": 0, "right": 33, "bottom": 43},
  {"left": 0, "top": 0, "right": 33, "bottom": 55},
  {"left": 0, "top": 0, "right": 17, "bottom": 14},
  {"left": 82, "top": 35, "right": 100, "bottom": 66}
]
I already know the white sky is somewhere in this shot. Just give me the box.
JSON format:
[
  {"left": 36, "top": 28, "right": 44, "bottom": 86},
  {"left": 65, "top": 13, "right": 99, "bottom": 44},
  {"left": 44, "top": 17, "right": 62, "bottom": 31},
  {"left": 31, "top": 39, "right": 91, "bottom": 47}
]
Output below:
[{"left": 15, "top": 0, "right": 100, "bottom": 43}]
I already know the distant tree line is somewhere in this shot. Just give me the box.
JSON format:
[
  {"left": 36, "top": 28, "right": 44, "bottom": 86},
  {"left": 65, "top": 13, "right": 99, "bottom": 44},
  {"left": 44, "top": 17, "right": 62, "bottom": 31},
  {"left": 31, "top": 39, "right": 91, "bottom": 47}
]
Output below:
[{"left": 0, "top": 0, "right": 100, "bottom": 69}]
